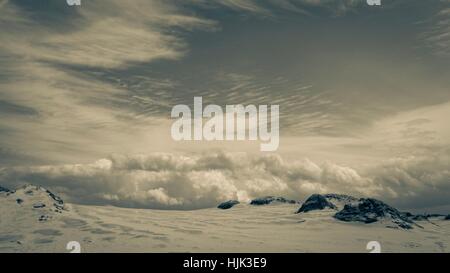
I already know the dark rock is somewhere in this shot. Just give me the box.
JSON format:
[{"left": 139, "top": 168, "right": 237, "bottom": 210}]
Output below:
[
  {"left": 428, "top": 213, "right": 445, "bottom": 217},
  {"left": 410, "top": 213, "right": 445, "bottom": 221},
  {"left": 445, "top": 215, "right": 450, "bottom": 220},
  {"left": 334, "top": 198, "right": 414, "bottom": 229},
  {"left": 411, "top": 214, "right": 429, "bottom": 221},
  {"left": 45, "top": 189, "right": 64, "bottom": 205},
  {"left": 33, "top": 202, "right": 46, "bottom": 209},
  {"left": 22, "top": 185, "right": 65, "bottom": 210},
  {"left": 297, "top": 194, "right": 337, "bottom": 213},
  {"left": 38, "top": 215, "right": 50, "bottom": 221},
  {"left": 323, "top": 194, "right": 358, "bottom": 203},
  {"left": 0, "top": 186, "right": 11, "bottom": 193},
  {"left": 217, "top": 200, "right": 239, "bottom": 209},
  {"left": 54, "top": 203, "right": 64, "bottom": 211},
  {"left": 397, "top": 222, "right": 414, "bottom": 229},
  {"left": 250, "top": 196, "right": 296, "bottom": 205},
  {"left": 401, "top": 212, "right": 413, "bottom": 218},
  {"left": 16, "top": 198, "right": 23, "bottom": 204}
]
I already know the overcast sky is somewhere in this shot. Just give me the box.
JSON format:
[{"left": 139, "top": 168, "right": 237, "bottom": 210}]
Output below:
[{"left": 0, "top": 0, "right": 449, "bottom": 212}]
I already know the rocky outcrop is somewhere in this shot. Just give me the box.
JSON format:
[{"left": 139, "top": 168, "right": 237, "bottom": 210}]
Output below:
[
  {"left": 250, "top": 196, "right": 296, "bottom": 205},
  {"left": 0, "top": 186, "right": 11, "bottom": 193},
  {"left": 44, "top": 188, "right": 64, "bottom": 210},
  {"left": 334, "top": 198, "right": 414, "bottom": 229},
  {"left": 1, "top": 184, "right": 66, "bottom": 213},
  {"left": 409, "top": 213, "right": 445, "bottom": 221},
  {"left": 401, "top": 212, "right": 413, "bottom": 218},
  {"left": 410, "top": 214, "right": 429, "bottom": 221},
  {"left": 0, "top": 184, "right": 67, "bottom": 224},
  {"left": 297, "top": 193, "right": 419, "bottom": 229},
  {"left": 445, "top": 215, "right": 450, "bottom": 220},
  {"left": 297, "top": 194, "right": 337, "bottom": 213},
  {"left": 217, "top": 200, "right": 239, "bottom": 209},
  {"left": 33, "top": 202, "right": 46, "bottom": 209},
  {"left": 323, "top": 194, "right": 358, "bottom": 206}
]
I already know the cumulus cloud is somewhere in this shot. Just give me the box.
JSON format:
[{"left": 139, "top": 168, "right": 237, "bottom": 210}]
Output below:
[
  {"left": 0, "top": 152, "right": 378, "bottom": 209},
  {"left": 0, "top": 0, "right": 448, "bottom": 212},
  {"left": 371, "top": 150, "right": 450, "bottom": 209},
  {"left": 0, "top": 149, "right": 449, "bottom": 210}
]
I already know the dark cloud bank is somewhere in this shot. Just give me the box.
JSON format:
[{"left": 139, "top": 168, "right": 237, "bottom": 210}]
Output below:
[{"left": 1, "top": 150, "right": 449, "bottom": 212}]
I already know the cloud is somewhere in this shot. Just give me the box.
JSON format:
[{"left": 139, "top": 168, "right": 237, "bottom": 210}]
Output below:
[
  {"left": 419, "top": 5, "right": 450, "bottom": 58},
  {"left": 0, "top": 152, "right": 380, "bottom": 209},
  {"left": 1, "top": 0, "right": 217, "bottom": 69},
  {"left": 193, "top": 0, "right": 364, "bottom": 16},
  {"left": 0, "top": 0, "right": 448, "bottom": 213},
  {"left": 0, "top": 148, "right": 448, "bottom": 211},
  {"left": 371, "top": 149, "right": 450, "bottom": 209},
  {"left": 0, "top": 0, "right": 217, "bottom": 164}
]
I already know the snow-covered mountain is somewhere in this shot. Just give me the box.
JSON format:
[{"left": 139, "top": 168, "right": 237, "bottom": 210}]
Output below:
[
  {"left": 1, "top": 184, "right": 449, "bottom": 253},
  {"left": 1, "top": 185, "right": 66, "bottom": 223},
  {"left": 296, "top": 194, "right": 417, "bottom": 229}
]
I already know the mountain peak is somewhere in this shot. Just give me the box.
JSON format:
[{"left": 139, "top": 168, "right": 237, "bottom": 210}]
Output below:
[
  {"left": 297, "top": 193, "right": 416, "bottom": 229},
  {"left": 297, "top": 194, "right": 337, "bottom": 213},
  {"left": 0, "top": 184, "right": 66, "bottom": 222},
  {"left": 334, "top": 198, "right": 415, "bottom": 229}
]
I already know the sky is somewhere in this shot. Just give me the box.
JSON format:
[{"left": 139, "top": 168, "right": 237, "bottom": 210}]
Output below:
[{"left": 0, "top": 0, "right": 449, "bottom": 212}]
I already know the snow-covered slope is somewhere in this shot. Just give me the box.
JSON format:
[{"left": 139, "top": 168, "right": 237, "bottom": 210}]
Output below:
[{"left": 1, "top": 185, "right": 450, "bottom": 253}]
